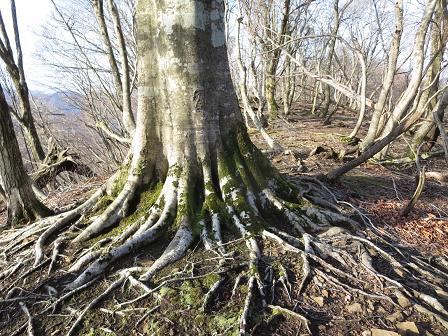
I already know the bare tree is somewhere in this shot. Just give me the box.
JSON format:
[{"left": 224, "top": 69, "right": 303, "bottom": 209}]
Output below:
[{"left": 0, "top": 0, "right": 45, "bottom": 161}]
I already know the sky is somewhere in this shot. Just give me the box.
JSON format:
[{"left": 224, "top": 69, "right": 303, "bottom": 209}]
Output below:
[{"left": 0, "top": 0, "right": 53, "bottom": 91}]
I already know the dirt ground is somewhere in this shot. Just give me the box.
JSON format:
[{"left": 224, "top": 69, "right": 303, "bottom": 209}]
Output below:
[
  {"left": 0, "top": 105, "right": 447, "bottom": 336},
  {"left": 251, "top": 104, "right": 448, "bottom": 257}
]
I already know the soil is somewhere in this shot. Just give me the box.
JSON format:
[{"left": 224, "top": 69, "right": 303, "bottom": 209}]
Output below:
[{"left": 0, "top": 104, "right": 447, "bottom": 335}]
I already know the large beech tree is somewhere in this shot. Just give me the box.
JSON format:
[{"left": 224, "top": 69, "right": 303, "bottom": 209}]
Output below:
[
  {"left": 0, "top": 85, "right": 50, "bottom": 226},
  {"left": 1, "top": 1, "right": 448, "bottom": 335}
]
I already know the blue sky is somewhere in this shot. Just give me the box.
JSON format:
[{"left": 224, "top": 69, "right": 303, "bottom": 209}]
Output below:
[{"left": 0, "top": 0, "right": 52, "bottom": 91}]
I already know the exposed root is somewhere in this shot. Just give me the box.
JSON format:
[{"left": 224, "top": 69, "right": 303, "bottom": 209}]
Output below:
[
  {"left": 267, "top": 304, "right": 311, "bottom": 334},
  {"left": 231, "top": 274, "right": 243, "bottom": 300},
  {"left": 67, "top": 275, "right": 127, "bottom": 336},
  {"left": 202, "top": 277, "right": 225, "bottom": 312},
  {"left": 134, "top": 304, "right": 160, "bottom": 328},
  {"left": 34, "top": 186, "right": 105, "bottom": 264},
  {"left": 73, "top": 176, "right": 139, "bottom": 242},
  {"left": 19, "top": 302, "right": 35, "bottom": 336},
  {"left": 139, "top": 218, "right": 194, "bottom": 282},
  {"left": 240, "top": 275, "right": 257, "bottom": 336},
  {"left": 1, "top": 133, "right": 447, "bottom": 335},
  {"left": 48, "top": 236, "right": 64, "bottom": 274},
  {"left": 47, "top": 277, "right": 100, "bottom": 313}
]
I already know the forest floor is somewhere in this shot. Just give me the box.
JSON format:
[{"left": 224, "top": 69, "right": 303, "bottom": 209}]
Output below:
[
  {"left": 0, "top": 104, "right": 447, "bottom": 336},
  {"left": 251, "top": 104, "right": 448, "bottom": 257}
]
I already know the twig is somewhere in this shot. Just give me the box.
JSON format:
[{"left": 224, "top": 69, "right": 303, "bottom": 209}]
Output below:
[{"left": 134, "top": 305, "right": 160, "bottom": 327}]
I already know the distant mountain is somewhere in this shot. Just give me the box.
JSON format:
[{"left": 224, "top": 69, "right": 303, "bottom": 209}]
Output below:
[{"left": 31, "top": 90, "right": 81, "bottom": 114}]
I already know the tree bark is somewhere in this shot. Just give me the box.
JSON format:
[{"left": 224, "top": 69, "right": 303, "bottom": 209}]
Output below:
[{"left": 0, "top": 86, "right": 51, "bottom": 227}]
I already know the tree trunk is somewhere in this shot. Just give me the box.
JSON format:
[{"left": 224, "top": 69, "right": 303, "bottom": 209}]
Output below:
[
  {"left": 265, "top": 70, "right": 279, "bottom": 120},
  {"left": 348, "top": 49, "right": 367, "bottom": 139},
  {"left": 235, "top": 3, "right": 282, "bottom": 150},
  {"left": 0, "top": 86, "right": 51, "bottom": 227},
  {"left": 263, "top": 0, "right": 291, "bottom": 122},
  {"left": 67, "top": 0, "right": 309, "bottom": 289}
]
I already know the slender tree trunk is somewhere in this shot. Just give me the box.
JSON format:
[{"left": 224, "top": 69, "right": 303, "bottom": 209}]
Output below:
[
  {"left": 375, "top": 0, "right": 437, "bottom": 159},
  {"left": 320, "top": 0, "right": 341, "bottom": 118},
  {"left": 265, "top": 69, "right": 279, "bottom": 120},
  {"left": 0, "top": 176, "right": 5, "bottom": 201},
  {"left": 108, "top": 0, "right": 136, "bottom": 135},
  {"left": 409, "top": 0, "right": 447, "bottom": 156},
  {"left": 235, "top": 3, "right": 282, "bottom": 150},
  {"left": 264, "top": 0, "right": 291, "bottom": 121},
  {"left": 348, "top": 49, "right": 367, "bottom": 139},
  {"left": 0, "top": 86, "right": 50, "bottom": 227},
  {"left": 360, "top": 0, "right": 403, "bottom": 152},
  {"left": 92, "top": 0, "right": 136, "bottom": 135}
]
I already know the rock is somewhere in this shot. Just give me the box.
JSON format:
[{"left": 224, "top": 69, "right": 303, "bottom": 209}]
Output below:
[
  {"left": 386, "top": 311, "right": 404, "bottom": 323},
  {"left": 367, "top": 301, "right": 375, "bottom": 312},
  {"left": 321, "top": 289, "right": 329, "bottom": 298},
  {"left": 319, "top": 226, "right": 348, "bottom": 237},
  {"left": 371, "top": 329, "right": 400, "bottom": 336},
  {"left": 346, "top": 303, "right": 363, "bottom": 313},
  {"left": 396, "top": 321, "right": 419, "bottom": 335},
  {"left": 395, "top": 292, "right": 411, "bottom": 308},
  {"left": 393, "top": 268, "right": 404, "bottom": 277},
  {"left": 312, "top": 296, "right": 324, "bottom": 307},
  {"left": 435, "top": 289, "right": 448, "bottom": 300},
  {"left": 367, "top": 247, "right": 378, "bottom": 256},
  {"left": 376, "top": 306, "right": 387, "bottom": 314},
  {"left": 362, "top": 331, "right": 372, "bottom": 336}
]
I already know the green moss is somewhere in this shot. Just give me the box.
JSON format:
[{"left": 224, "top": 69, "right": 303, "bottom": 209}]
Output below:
[
  {"left": 194, "top": 313, "right": 206, "bottom": 325},
  {"left": 270, "top": 307, "right": 283, "bottom": 317},
  {"left": 179, "top": 280, "right": 203, "bottom": 307},
  {"left": 212, "top": 313, "right": 238, "bottom": 329},
  {"left": 84, "top": 327, "right": 116, "bottom": 335},
  {"left": 159, "top": 286, "right": 176, "bottom": 298},
  {"left": 89, "top": 182, "right": 163, "bottom": 245},
  {"left": 232, "top": 126, "right": 299, "bottom": 203},
  {"left": 203, "top": 273, "right": 221, "bottom": 288},
  {"left": 339, "top": 135, "right": 359, "bottom": 145},
  {"left": 239, "top": 284, "right": 249, "bottom": 295},
  {"left": 110, "top": 164, "right": 130, "bottom": 198}
]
